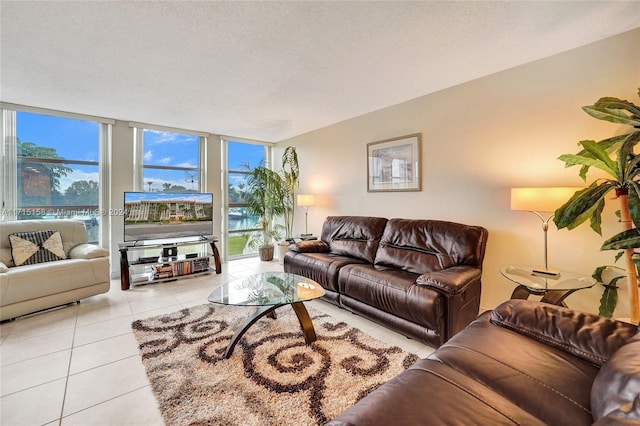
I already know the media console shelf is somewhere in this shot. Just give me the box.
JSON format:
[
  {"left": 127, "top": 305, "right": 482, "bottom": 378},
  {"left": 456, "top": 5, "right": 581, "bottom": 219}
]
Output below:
[{"left": 118, "top": 237, "right": 222, "bottom": 290}]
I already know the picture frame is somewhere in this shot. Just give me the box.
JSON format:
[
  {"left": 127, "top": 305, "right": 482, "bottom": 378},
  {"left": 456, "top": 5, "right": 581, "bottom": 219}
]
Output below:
[{"left": 367, "top": 133, "right": 421, "bottom": 192}]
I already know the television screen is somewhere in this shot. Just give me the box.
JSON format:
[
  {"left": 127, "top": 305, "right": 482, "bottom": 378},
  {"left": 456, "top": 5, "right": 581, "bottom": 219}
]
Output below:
[{"left": 124, "top": 192, "right": 214, "bottom": 243}]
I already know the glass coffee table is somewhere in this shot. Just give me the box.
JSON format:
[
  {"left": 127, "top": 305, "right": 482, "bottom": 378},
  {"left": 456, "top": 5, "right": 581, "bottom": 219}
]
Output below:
[
  {"left": 207, "top": 272, "right": 325, "bottom": 359},
  {"left": 500, "top": 265, "right": 596, "bottom": 306}
]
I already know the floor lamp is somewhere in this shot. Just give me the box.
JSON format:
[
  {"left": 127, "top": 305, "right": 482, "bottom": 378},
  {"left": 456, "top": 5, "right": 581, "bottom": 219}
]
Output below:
[
  {"left": 510, "top": 187, "right": 581, "bottom": 276},
  {"left": 297, "top": 194, "right": 316, "bottom": 236}
]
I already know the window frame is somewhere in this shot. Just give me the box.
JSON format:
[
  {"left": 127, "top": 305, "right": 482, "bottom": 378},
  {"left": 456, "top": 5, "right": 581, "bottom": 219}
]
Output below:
[
  {"left": 223, "top": 139, "right": 273, "bottom": 259},
  {"left": 132, "top": 124, "right": 206, "bottom": 194},
  {"left": 1, "top": 104, "right": 112, "bottom": 245}
]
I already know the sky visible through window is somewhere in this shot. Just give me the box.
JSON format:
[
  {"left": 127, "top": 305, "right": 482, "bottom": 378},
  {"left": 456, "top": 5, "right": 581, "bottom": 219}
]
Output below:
[
  {"left": 16, "top": 112, "right": 266, "bottom": 192},
  {"left": 228, "top": 141, "right": 265, "bottom": 171},
  {"left": 143, "top": 129, "right": 198, "bottom": 168}
]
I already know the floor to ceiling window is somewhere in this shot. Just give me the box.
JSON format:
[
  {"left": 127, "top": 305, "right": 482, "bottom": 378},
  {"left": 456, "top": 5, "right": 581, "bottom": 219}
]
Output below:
[
  {"left": 225, "top": 140, "right": 269, "bottom": 258},
  {"left": 1, "top": 107, "right": 110, "bottom": 243},
  {"left": 137, "top": 128, "right": 202, "bottom": 193}
]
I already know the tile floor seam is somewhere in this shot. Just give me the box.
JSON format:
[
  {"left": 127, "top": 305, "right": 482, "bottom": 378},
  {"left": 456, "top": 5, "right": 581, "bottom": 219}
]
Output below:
[
  {"left": 66, "top": 353, "right": 141, "bottom": 378},
  {"left": 58, "top": 307, "right": 79, "bottom": 426},
  {"left": 72, "top": 331, "right": 133, "bottom": 349},
  {"left": 59, "top": 384, "right": 153, "bottom": 422},
  {"left": 75, "top": 315, "right": 136, "bottom": 329},
  {"left": 0, "top": 373, "right": 69, "bottom": 399},
  {"left": 0, "top": 345, "right": 73, "bottom": 368}
]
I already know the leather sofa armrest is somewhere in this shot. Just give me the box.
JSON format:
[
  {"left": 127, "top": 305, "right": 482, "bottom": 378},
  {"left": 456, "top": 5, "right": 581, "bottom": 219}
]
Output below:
[
  {"left": 288, "top": 240, "right": 330, "bottom": 253},
  {"left": 68, "top": 243, "right": 109, "bottom": 259},
  {"left": 415, "top": 265, "right": 481, "bottom": 295},
  {"left": 490, "top": 299, "right": 638, "bottom": 366},
  {"left": 0, "top": 261, "right": 7, "bottom": 273},
  {"left": 591, "top": 334, "right": 640, "bottom": 423}
]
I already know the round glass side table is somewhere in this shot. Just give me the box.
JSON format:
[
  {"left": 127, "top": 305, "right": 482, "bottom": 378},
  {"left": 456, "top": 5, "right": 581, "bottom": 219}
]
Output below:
[{"left": 500, "top": 265, "right": 596, "bottom": 306}]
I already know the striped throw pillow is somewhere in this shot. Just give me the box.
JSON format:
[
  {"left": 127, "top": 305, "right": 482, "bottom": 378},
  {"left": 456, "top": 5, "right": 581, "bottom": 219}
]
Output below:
[{"left": 9, "top": 230, "right": 67, "bottom": 266}]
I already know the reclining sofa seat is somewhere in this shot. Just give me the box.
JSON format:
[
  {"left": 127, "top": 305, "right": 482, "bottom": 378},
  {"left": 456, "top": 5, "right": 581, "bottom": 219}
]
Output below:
[
  {"left": 0, "top": 219, "right": 110, "bottom": 321},
  {"left": 328, "top": 299, "right": 640, "bottom": 425},
  {"left": 284, "top": 216, "right": 488, "bottom": 347}
]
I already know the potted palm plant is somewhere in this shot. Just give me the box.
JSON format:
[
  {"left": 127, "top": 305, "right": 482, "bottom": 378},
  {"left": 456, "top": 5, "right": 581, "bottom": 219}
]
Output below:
[
  {"left": 553, "top": 88, "right": 640, "bottom": 323},
  {"left": 241, "top": 146, "right": 300, "bottom": 261},
  {"left": 242, "top": 165, "right": 285, "bottom": 261},
  {"left": 280, "top": 146, "right": 300, "bottom": 239}
]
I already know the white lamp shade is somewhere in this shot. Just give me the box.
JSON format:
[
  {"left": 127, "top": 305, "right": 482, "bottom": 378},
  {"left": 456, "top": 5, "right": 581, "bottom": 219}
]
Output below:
[
  {"left": 511, "top": 187, "right": 582, "bottom": 212},
  {"left": 297, "top": 194, "right": 316, "bottom": 207}
]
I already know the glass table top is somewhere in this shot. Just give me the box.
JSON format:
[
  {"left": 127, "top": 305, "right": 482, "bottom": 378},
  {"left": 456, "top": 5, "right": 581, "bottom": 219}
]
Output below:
[
  {"left": 208, "top": 272, "right": 325, "bottom": 306},
  {"left": 500, "top": 265, "right": 596, "bottom": 292}
]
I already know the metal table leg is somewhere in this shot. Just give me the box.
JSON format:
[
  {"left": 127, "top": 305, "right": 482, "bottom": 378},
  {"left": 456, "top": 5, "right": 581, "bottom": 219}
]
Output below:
[{"left": 223, "top": 302, "right": 317, "bottom": 359}]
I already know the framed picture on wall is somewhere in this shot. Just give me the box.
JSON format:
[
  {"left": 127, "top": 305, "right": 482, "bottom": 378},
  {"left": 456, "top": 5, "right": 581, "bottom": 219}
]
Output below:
[{"left": 367, "top": 133, "right": 421, "bottom": 192}]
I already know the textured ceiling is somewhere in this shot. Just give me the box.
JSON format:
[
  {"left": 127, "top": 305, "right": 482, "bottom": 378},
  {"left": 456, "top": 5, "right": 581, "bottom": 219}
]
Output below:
[{"left": 1, "top": 1, "right": 639, "bottom": 142}]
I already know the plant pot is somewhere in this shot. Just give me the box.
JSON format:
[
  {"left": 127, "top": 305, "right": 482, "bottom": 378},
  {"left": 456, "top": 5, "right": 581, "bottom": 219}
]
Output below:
[
  {"left": 258, "top": 245, "right": 274, "bottom": 261},
  {"left": 277, "top": 240, "right": 290, "bottom": 265}
]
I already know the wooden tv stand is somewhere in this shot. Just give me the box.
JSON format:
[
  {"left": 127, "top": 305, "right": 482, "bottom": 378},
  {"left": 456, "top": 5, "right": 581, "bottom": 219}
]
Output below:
[{"left": 118, "top": 237, "right": 222, "bottom": 290}]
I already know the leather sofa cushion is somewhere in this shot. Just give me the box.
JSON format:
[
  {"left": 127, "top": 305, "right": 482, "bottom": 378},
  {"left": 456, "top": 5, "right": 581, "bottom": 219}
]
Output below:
[
  {"left": 283, "top": 251, "right": 365, "bottom": 293},
  {"left": 320, "top": 216, "right": 388, "bottom": 264},
  {"left": 0, "top": 258, "right": 108, "bottom": 305},
  {"left": 374, "top": 218, "right": 488, "bottom": 274},
  {"left": 338, "top": 264, "right": 443, "bottom": 332},
  {"left": 432, "top": 311, "right": 598, "bottom": 424},
  {"left": 288, "top": 240, "right": 329, "bottom": 253},
  {"left": 328, "top": 357, "right": 545, "bottom": 425},
  {"left": 68, "top": 243, "right": 109, "bottom": 259},
  {"left": 0, "top": 219, "right": 90, "bottom": 267},
  {"left": 490, "top": 300, "right": 637, "bottom": 366},
  {"left": 591, "top": 334, "right": 640, "bottom": 422}
]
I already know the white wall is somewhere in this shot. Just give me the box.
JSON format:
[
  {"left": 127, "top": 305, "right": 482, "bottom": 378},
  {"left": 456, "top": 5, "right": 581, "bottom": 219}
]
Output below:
[{"left": 277, "top": 28, "right": 640, "bottom": 315}]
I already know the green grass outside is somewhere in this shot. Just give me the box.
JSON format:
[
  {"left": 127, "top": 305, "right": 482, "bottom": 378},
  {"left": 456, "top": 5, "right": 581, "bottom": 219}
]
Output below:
[{"left": 228, "top": 234, "right": 249, "bottom": 256}]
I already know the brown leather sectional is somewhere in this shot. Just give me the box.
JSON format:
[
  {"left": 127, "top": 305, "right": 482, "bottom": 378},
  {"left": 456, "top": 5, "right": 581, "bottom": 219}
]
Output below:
[
  {"left": 284, "top": 215, "right": 489, "bottom": 347},
  {"left": 327, "top": 299, "right": 640, "bottom": 425}
]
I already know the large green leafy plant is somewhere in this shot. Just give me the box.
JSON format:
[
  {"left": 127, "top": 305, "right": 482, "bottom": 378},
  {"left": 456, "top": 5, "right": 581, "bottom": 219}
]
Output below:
[
  {"left": 280, "top": 146, "right": 300, "bottom": 239},
  {"left": 241, "top": 146, "right": 300, "bottom": 257},
  {"left": 554, "top": 88, "right": 640, "bottom": 323},
  {"left": 242, "top": 164, "right": 285, "bottom": 252}
]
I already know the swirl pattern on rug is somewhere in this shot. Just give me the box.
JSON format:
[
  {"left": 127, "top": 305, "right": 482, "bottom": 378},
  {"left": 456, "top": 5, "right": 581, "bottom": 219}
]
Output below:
[{"left": 132, "top": 303, "right": 419, "bottom": 426}]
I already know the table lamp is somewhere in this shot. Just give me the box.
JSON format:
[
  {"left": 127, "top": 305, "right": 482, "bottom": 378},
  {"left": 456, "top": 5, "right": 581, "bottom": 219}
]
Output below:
[
  {"left": 510, "top": 187, "right": 581, "bottom": 277},
  {"left": 297, "top": 194, "right": 316, "bottom": 235}
]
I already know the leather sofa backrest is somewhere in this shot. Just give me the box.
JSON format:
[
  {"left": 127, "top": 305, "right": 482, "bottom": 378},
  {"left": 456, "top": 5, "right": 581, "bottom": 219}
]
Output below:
[
  {"left": 374, "top": 218, "right": 488, "bottom": 274},
  {"left": 0, "top": 219, "right": 89, "bottom": 267},
  {"left": 321, "top": 216, "right": 388, "bottom": 264}
]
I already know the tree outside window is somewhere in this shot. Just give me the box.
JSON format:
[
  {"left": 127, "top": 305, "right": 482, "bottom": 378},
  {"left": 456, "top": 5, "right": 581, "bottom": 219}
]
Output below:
[{"left": 10, "top": 111, "right": 101, "bottom": 242}]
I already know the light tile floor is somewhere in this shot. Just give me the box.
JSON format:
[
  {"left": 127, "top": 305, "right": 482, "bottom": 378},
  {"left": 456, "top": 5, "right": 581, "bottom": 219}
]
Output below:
[{"left": 0, "top": 258, "right": 435, "bottom": 426}]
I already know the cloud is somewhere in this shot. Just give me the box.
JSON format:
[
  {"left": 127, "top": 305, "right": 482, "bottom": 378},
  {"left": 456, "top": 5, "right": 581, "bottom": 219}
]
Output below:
[
  {"left": 58, "top": 169, "right": 99, "bottom": 191},
  {"left": 177, "top": 161, "right": 197, "bottom": 168},
  {"left": 144, "top": 130, "right": 197, "bottom": 145},
  {"left": 143, "top": 151, "right": 171, "bottom": 165}
]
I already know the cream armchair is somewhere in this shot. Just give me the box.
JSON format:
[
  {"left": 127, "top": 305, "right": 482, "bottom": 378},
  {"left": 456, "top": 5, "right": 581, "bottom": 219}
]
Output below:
[{"left": 0, "top": 219, "right": 110, "bottom": 321}]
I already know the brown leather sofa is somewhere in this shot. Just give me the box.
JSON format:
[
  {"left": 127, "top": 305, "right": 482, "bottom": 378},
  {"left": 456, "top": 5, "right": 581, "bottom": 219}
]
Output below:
[
  {"left": 284, "top": 216, "right": 488, "bottom": 347},
  {"left": 327, "top": 299, "right": 640, "bottom": 425}
]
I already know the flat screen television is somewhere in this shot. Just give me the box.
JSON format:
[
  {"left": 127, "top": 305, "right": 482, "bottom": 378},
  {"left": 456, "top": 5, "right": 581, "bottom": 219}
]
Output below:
[{"left": 123, "top": 192, "right": 214, "bottom": 244}]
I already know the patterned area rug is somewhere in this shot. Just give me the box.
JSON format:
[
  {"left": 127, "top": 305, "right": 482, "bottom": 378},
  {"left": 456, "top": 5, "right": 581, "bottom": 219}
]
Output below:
[{"left": 132, "top": 303, "right": 419, "bottom": 426}]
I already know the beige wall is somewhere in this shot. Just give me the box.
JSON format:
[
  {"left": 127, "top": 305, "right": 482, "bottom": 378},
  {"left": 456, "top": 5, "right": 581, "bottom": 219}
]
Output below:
[{"left": 277, "top": 28, "right": 640, "bottom": 315}]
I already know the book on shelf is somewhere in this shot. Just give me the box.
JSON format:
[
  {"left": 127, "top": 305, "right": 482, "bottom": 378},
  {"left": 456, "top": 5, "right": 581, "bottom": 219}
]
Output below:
[{"left": 152, "top": 272, "right": 173, "bottom": 279}]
